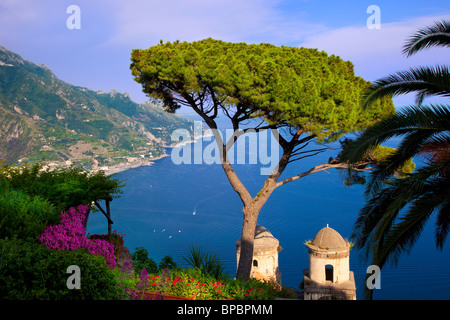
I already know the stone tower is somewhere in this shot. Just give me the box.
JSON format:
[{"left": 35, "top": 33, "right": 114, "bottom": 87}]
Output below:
[
  {"left": 236, "top": 225, "right": 282, "bottom": 285},
  {"left": 303, "top": 225, "right": 356, "bottom": 300}
]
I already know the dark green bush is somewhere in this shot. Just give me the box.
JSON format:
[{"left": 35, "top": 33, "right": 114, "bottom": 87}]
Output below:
[
  {"left": 0, "top": 185, "right": 60, "bottom": 240},
  {"left": 158, "top": 255, "right": 179, "bottom": 271},
  {"left": 130, "top": 246, "right": 158, "bottom": 274},
  {"left": 0, "top": 239, "right": 122, "bottom": 300}
]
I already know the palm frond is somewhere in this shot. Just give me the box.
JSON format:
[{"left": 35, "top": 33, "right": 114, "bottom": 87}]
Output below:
[
  {"left": 341, "top": 104, "right": 450, "bottom": 164},
  {"left": 362, "top": 66, "right": 450, "bottom": 107},
  {"left": 435, "top": 199, "right": 450, "bottom": 250},
  {"left": 365, "top": 129, "right": 448, "bottom": 195},
  {"left": 403, "top": 20, "right": 450, "bottom": 57},
  {"left": 355, "top": 160, "right": 450, "bottom": 258},
  {"left": 373, "top": 185, "right": 439, "bottom": 265},
  {"left": 352, "top": 182, "right": 405, "bottom": 257},
  {"left": 359, "top": 171, "right": 448, "bottom": 300},
  {"left": 353, "top": 165, "right": 428, "bottom": 255},
  {"left": 418, "top": 134, "right": 450, "bottom": 176}
]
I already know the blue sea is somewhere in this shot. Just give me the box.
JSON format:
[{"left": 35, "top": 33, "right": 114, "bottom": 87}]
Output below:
[{"left": 87, "top": 117, "right": 450, "bottom": 300}]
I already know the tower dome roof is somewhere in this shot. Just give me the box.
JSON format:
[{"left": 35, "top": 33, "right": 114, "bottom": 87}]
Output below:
[
  {"left": 308, "top": 225, "right": 349, "bottom": 251},
  {"left": 236, "top": 225, "right": 279, "bottom": 251},
  {"left": 254, "top": 225, "right": 279, "bottom": 249}
]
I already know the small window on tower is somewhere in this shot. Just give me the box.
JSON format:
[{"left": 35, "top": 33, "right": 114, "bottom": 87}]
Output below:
[
  {"left": 253, "top": 260, "right": 258, "bottom": 267},
  {"left": 325, "top": 265, "right": 334, "bottom": 282}
]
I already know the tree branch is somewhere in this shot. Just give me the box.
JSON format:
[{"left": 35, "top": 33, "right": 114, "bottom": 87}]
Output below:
[
  {"left": 290, "top": 147, "right": 328, "bottom": 158},
  {"left": 275, "top": 160, "right": 372, "bottom": 188},
  {"left": 224, "top": 125, "right": 278, "bottom": 152},
  {"left": 287, "top": 150, "right": 327, "bottom": 164},
  {"left": 94, "top": 200, "right": 114, "bottom": 225}
]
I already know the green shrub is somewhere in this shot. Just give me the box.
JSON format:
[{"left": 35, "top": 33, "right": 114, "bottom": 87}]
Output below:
[
  {"left": 130, "top": 247, "right": 158, "bottom": 274},
  {"left": 158, "top": 255, "right": 179, "bottom": 271},
  {"left": 0, "top": 238, "right": 122, "bottom": 299},
  {"left": 0, "top": 185, "right": 60, "bottom": 240},
  {"left": 182, "top": 244, "right": 229, "bottom": 280},
  {"left": 0, "top": 162, "right": 124, "bottom": 212}
]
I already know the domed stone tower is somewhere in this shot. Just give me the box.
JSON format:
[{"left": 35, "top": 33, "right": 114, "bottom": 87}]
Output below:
[
  {"left": 236, "top": 225, "right": 282, "bottom": 285},
  {"left": 303, "top": 225, "right": 356, "bottom": 300}
]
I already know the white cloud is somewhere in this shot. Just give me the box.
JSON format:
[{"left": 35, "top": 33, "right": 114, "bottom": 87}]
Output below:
[
  {"left": 0, "top": 0, "right": 40, "bottom": 24},
  {"left": 102, "top": 0, "right": 326, "bottom": 48},
  {"left": 301, "top": 14, "right": 450, "bottom": 82}
]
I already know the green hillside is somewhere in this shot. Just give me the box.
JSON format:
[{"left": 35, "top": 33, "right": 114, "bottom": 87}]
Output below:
[{"left": 0, "top": 46, "right": 194, "bottom": 170}]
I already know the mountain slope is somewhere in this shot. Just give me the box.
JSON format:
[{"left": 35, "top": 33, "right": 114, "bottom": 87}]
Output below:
[{"left": 0, "top": 46, "right": 194, "bottom": 170}]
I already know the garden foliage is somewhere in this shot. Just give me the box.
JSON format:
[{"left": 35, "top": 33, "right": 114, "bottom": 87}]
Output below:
[
  {"left": 0, "top": 184, "right": 60, "bottom": 240},
  {"left": 0, "top": 238, "right": 122, "bottom": 299},
  {"left": 0, "top": 162, "right": 124, "bottom": 211},
  {"left": 0, "top": 162, "right": 124, "bottom": 299},
  {"left": 118, "top": 265, "right": 284, "bottom": 300},
  {"left": 0, "top": 160, "right": 287, "bottom": 300}
]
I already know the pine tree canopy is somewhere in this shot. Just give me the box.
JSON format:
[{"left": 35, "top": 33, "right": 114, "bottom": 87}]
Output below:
[{"left": 130, "top": 38, "right": 395, "bottom": 143}]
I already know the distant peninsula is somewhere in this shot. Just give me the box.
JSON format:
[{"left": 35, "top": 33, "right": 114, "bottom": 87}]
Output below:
[{"left": 0, "top": 46, "right": 194, "bottom": 173}]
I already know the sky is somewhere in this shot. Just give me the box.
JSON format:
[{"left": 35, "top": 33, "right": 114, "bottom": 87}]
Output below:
[{"left": 1, "top": 0, "right": 450, "bottom": 109}]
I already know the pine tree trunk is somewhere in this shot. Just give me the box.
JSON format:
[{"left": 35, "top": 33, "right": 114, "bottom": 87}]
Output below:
[
  {"left": 204, "top": 118, "right": 292, "bottom": 282},
  {"left": 236, "top": 207, "right": 258, "bottom": 282},
  {"left": 235, "top": 180, "right": 277, "bottom": 281}
]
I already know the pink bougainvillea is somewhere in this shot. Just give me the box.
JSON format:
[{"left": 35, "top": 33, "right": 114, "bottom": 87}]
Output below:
[{"left": 39, "top": 204, "right": 116, "bottom": 268}]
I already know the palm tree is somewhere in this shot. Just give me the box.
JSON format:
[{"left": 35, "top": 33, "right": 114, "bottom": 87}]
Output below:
[{"left": 340, "top": 20, "right": 450, "bottom": 299}]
